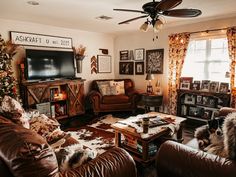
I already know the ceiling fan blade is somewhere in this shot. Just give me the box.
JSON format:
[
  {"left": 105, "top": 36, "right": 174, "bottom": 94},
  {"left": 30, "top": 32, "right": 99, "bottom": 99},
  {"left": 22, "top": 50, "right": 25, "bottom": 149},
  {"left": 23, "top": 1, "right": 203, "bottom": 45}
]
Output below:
[
  {"left": 118, "top": 15, "right": 149, "bottom": 25},
  {"left": 163, "top": 9, "right": 202, "bottom": 17},
  {"left": 114, "top": 9, "right": 146, "bottom": 14},
  {"left": 156, "top": 0, "right": 182, "bottom": 11}
]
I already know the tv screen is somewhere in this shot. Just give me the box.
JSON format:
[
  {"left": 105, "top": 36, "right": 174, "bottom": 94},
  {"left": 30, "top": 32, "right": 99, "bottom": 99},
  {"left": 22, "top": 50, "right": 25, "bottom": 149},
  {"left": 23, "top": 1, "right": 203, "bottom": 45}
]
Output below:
[{"left": 25, "top": 49, "right": 75, "bottom": 80}]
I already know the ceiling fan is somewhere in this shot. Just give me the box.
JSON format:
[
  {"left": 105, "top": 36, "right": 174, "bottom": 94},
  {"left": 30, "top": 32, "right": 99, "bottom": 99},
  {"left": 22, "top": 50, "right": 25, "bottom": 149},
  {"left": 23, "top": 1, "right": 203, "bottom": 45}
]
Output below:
[{"left": 113, "top": 0, "right": 202, "bottom": 32}]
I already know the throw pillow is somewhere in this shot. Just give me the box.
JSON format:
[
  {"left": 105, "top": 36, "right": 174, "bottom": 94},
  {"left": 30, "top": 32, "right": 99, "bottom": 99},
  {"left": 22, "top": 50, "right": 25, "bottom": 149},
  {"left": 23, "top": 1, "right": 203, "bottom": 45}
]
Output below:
[
  {"left": 97, "top": 81, "right": 111, "bottom": 96},
  {"left": 0, "top": 96, "right": 30, "bottom": 129},
  {"left": 29, "top": 113, "right": 65, "bottom": 143},
  {"left": 110, "top": 81, "right": 125, "bottom": 95},
  {"left": 55, "top": 144, "right": 97, "bottom": 172}
]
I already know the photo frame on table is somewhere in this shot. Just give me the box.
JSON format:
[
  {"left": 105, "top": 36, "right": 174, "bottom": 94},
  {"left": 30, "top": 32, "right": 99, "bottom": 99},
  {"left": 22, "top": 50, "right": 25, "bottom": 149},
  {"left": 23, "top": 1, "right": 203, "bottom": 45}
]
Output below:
[
  {"left": 191, "top": 80, "right": 201, "bottom": 90},
  {"left": 135, "top": 48, "right": 145, "bottom": 61},
  {"left": 119, "top": 62, "right": 134, "bottom": 75},
  {"left": 209, "top": 81, "right": 219, "bottom": 93},
  {"left": 219, "top": 82, "right": 229, "bottom": 93},
  {"left": 201, "top": 80, "right": 211, "bottom": 91},
  {"left": 135, "top": 62, "right": 144, "bottom": 75},
  {"left": 180, "top": 82, "right": 191, "bottom": 90},
  {"left": 97, "top": 55, "right": 111, "bottom": 73},
  {"left": 146, "top": 49, "right": 164, "bottom": 74},
  {"left": 196, "top": 95, "right": 203, "bottom": 104},
  {"left": 188, "top": 106, "right": 204, "bottom": 117},
  {"left": 120, "top": 50, "right": 129, "bottom": 60}
]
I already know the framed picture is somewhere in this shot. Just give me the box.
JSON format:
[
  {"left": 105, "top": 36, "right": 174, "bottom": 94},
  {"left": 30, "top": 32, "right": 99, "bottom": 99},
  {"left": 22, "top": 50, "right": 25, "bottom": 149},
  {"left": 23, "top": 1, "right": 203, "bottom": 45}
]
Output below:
[
  {"left": 209, "top": 81, "right": 219, "bottom": 93},
  {"left": 196, "top": 95, "right": 203, "bottom": 104},
  {"left": 201, "top": 80, "right": 211, "bottom": 91},
  {"left": 202, "top": 109, "right": 213, "bottom": 120},
  {"left": 119, "top": 62, "right": 134, "bottom": 75},
  {"left": 135, "top": 62, "right": 144, "bottom": 75},
  {"left": 97, "top": 55, "right": 112, "bottom": 73},
  {"left": 202, "top": 96, "right": 209, "bottom": 105},
  {"left": 219, "top": 82, "right": 229, "bottom": 93},
  {"left": 184, "top": 94, "right": 196, "bottom": 104},
  {"left": 120, "top": 50, "right": 129, "bottom": 60},
  {"left": 180, "top": 82, "right": 191, "bottom": 90},
  {"left": 135, "top": 48, "right": 145, "bottom": 61},
  {"left": 202, "top": 96, "right": 216, "bottom": 108},
  {"left": 180, "top": 77, "right": 193, "bottom": 84},
  {"left": 188, "top": 106, "right": 204, "bottom": 117},
  {"left": 191, "top": 80, "right": 201, "bottom": 90},
  {"left": 146, "top": 49, "right": 164, "bottom": 74}
]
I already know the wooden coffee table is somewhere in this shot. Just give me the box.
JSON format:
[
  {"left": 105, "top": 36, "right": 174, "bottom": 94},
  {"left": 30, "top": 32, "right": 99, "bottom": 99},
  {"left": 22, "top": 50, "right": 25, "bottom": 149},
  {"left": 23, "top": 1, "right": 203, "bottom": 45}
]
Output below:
[{"left": 112, "top": 112, "right": 186, "bottom": 165}]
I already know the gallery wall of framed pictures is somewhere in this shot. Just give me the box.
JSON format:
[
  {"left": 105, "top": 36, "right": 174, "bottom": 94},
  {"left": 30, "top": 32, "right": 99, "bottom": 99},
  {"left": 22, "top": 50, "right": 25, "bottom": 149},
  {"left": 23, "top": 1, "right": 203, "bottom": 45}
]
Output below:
[{"left": 119, "top": 48, "right": 164, "bottom": 75}]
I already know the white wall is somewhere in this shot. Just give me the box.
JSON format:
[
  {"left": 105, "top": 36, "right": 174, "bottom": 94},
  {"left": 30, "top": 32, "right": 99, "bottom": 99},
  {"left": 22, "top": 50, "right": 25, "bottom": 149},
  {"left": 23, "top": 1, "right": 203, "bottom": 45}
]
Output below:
[
  {"left": 0, "top": 18, "right": 115, "bottom": 94},
  {"left": 114, "top": 16, "right": 236, "bottom": 104}
]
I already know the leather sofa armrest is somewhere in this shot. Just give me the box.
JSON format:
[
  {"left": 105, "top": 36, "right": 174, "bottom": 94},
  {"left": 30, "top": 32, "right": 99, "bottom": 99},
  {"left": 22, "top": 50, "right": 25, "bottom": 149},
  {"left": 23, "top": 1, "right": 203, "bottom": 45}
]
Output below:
[
  {"left": 88, "top": 91, "right": 102, "bottom": 106},
  {"left": 60, "top": 147, "right": 137, "bottom": 177},
  {"left": 219, "top": 107, "right": 236, "bottom": 117},
  {"left": 156, "top": 141, "right": 236, "bottom": 177},
  {"left": 126, "top": 88, "right": 141, "bottom": 102}
]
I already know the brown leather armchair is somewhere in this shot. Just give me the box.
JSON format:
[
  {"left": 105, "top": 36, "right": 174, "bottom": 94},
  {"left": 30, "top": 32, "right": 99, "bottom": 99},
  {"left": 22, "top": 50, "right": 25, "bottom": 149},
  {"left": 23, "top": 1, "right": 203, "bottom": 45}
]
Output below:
[
  {"left": 156, "top": 107, "right": 236, "bottom": 177},
  {"left": 0, "top": 116, "right": 137, "bottom": 177},
  {"left": 88, "top": 79, "right": 141, "bottom": 115}
]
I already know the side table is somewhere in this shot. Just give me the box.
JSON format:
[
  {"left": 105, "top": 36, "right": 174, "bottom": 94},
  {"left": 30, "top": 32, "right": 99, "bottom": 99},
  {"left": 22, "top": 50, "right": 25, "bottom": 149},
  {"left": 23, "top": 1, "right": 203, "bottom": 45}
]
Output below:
[{"left": 141, "top": 93, "right": 163, "bottom": 112}]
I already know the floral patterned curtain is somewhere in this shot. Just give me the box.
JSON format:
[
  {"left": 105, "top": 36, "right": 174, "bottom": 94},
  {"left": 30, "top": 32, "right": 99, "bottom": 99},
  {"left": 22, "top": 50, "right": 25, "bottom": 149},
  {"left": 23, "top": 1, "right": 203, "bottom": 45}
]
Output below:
[
  {"left": 168, "top": 33, "right": 190, "bottom": 115},
  {"left": 226, "top": 27, "right": 236, "bottom": 107}
]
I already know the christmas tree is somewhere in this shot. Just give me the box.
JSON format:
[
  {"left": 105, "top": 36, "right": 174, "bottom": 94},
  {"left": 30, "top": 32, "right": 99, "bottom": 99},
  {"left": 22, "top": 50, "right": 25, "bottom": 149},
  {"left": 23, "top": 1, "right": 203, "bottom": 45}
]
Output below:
[{"left": 0, "top": 34, "right": 18, "bottom": 102}]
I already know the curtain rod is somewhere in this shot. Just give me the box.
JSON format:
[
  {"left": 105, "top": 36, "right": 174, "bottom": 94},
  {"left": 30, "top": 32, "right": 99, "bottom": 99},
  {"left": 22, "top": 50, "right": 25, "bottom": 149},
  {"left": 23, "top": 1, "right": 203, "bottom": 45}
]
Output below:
[{"left": 189, "top": 26, "right": 236, "bottom": 35}]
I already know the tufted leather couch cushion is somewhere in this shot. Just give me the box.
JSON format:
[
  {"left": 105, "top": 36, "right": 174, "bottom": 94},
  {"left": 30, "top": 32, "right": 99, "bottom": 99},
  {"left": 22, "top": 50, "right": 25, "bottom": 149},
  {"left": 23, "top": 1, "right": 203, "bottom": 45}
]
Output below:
[{"left": 0, "top": 116, "right": 59, "bottom": 177}]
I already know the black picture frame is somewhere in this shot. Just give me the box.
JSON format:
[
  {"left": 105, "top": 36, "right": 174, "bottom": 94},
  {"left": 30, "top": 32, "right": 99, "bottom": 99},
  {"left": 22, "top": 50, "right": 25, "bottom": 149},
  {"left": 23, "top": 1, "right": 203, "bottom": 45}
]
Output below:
[
  {"left": 120, "top": 50, "right": 129, "bottom": 60},
  {"left": 191, "top": 80, "right": 201, "bottom": 90},
  {"left": 146, "top": 49, "right": 164, "bottom": 74},
  {"left": 188, "top": 106, "right": 204, "bottom": 117},
  {"left": 196, "top": 95, "right": 203, "bottom": 104},
  {"left": 201, "top": 80, "right": 211, "bottom": 91},
  {"left": 219, "top": 82, "right": 229, "bottom": 93},
  {"left": 119, "top": 62, "right": 134, "bottom": 75},
  {"left": 201, "top": 109, "right": 213, "bottom": 120},
  {"left": 135, "top": 62, "right": 144, "bottom": 75}
]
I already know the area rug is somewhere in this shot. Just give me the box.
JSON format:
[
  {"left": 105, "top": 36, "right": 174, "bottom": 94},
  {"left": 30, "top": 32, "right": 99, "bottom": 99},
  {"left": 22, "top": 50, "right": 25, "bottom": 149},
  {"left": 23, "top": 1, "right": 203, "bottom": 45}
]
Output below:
[{"left": 67, "top": 114, "right": 121, "bottom": 154}]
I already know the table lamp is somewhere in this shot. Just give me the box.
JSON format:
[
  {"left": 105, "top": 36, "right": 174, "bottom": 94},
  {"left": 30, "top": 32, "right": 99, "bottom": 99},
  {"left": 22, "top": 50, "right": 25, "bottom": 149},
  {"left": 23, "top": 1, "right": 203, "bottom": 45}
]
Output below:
[{"left": 145, "top": 72, "right": 154, "bottom": 94}]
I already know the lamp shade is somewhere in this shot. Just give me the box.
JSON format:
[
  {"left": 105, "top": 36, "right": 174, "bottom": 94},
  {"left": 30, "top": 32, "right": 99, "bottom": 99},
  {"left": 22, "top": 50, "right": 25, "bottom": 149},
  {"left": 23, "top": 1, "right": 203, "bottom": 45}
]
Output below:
[
  {"left": 145, "top": 73, "right": 154, "bottom": 81},
  {"left": 140, "top": 22, "right": 148, "bottom": 32},
  {"left": 154, "top": 19, "right": 163, "bottom": 32}
]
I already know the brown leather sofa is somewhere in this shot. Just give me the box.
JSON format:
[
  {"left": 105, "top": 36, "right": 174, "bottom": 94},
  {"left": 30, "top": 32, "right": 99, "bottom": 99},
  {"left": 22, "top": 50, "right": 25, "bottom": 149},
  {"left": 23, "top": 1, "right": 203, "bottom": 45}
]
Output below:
[
  {"left": 0, "top": 116, "right": 137, "bottom": 177},
  {"left": 156, "top": 107, "right": 236, "bottom": 177},
  {"left": 88, "top": 79, "right": 140, "bottom": 115}
]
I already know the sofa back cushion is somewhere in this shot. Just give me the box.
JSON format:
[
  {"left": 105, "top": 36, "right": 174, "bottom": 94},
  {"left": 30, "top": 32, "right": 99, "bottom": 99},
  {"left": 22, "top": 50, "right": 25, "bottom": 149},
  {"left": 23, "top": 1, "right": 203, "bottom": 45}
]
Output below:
[
  {"left": 0, "top": 116, "right": 59, "bottom": 177},
  {"left": 91, "top": 79, "right": 134, "bottom": 93}
]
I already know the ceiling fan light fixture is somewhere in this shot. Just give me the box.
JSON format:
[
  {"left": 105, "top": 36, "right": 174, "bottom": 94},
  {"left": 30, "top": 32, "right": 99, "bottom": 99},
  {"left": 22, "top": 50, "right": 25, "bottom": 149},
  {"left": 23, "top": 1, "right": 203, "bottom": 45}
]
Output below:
[
  {"left": 154, "top": 19, "right": 164, "bottom": 31},
  {"left": 140, "top": 22, "right": 149, "bottom": 32}
]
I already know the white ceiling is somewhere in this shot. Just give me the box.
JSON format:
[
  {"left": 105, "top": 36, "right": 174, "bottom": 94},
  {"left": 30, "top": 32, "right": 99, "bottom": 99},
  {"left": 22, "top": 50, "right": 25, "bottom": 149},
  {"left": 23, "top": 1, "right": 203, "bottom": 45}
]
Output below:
[{"left": 1, "top": 0, "right": 236, "bottom": 35}]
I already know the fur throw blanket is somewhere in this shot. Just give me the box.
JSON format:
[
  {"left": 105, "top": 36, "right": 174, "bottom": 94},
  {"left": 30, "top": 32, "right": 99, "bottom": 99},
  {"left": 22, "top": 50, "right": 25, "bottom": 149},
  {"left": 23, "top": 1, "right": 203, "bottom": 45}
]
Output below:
[
  {"left": 194, "top": 112, "right": 236, "bottom": 160},
  {"left": 54, "top": 144, "right": 97, "bottom": 172}
]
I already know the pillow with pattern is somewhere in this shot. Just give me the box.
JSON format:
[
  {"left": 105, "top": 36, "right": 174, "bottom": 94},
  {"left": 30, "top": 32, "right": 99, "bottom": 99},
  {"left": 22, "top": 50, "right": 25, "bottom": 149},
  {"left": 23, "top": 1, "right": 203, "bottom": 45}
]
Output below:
[
  {"left": 96, "top": 81, "right": 111, "bottom": 96},
  {"left": 0, "top": 96, "right": 30, "bottom": 129},
  {"left": 29, "top": 113, "right": 65, "bottom": 143},
  {"left": 110, "top": 81, "right": 125, "bottom": 95}
]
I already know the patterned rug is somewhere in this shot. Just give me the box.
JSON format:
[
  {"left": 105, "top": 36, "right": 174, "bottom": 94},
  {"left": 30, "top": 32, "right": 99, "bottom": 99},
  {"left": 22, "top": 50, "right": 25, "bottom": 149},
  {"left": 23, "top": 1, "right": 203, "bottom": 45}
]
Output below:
[{"left": 67, "top": 114, "right": 121, "bottom": 154}]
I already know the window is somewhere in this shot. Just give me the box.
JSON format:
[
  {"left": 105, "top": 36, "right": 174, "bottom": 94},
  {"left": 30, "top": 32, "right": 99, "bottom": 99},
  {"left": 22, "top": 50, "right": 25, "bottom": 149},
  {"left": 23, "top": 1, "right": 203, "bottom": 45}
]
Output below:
[{"left": 181, "top": 34, "right": 230, "bottom": 83}]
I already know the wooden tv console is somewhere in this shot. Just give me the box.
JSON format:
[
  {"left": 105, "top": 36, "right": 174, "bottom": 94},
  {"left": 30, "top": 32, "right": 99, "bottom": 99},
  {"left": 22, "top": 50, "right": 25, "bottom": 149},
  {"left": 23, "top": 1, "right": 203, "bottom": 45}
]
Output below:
[{"left": 20, "top": 79, "right": 85, "bottom": 120}]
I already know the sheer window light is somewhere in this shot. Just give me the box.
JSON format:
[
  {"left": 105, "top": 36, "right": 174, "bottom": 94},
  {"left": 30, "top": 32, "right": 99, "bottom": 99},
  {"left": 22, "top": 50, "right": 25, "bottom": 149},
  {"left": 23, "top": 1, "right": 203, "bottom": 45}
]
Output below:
[{"left": 181, "top": 33, "right": 230, "bottom": 83}]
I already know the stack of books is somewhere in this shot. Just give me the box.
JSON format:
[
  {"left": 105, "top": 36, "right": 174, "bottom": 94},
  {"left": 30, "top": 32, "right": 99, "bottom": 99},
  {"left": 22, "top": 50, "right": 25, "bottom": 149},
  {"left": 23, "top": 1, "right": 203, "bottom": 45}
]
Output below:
[{"left": 123, "top": 134, "right": 137, "bottom": 149}]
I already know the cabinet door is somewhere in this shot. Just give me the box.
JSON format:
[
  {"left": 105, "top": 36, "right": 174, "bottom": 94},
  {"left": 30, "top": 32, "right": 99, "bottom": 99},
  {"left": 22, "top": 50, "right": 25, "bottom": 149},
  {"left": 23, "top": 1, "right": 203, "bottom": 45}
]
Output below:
[
  {"left": 67, "top": 81, "right": 85, "bottom": 117},
  {"left": 25, "top": 84, "right": 49, "bottom": 107}
]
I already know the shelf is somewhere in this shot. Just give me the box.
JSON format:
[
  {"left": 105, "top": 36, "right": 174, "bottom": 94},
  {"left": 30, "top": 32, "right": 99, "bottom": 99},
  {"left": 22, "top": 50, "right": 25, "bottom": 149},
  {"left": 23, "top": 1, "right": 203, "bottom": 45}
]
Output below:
[{"left": 177, "top": 89, "right": 230, "bottom": 121}]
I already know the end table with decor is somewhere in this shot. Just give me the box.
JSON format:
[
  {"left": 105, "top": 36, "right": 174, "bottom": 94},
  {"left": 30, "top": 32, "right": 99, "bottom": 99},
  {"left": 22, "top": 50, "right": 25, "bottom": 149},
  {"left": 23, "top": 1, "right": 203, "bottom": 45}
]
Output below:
[{"left": 141, "top": 93, "right": 163, "bottom": 112}]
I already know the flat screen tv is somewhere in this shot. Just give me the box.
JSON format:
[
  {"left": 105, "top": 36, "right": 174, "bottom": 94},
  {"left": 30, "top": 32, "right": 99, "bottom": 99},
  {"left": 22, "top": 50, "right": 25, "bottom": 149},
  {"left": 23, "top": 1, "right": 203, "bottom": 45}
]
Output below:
[{"left": 25, "top": 49, "right": 75, "bottom": 81}]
